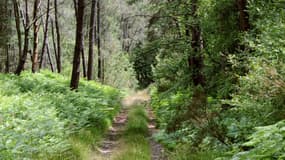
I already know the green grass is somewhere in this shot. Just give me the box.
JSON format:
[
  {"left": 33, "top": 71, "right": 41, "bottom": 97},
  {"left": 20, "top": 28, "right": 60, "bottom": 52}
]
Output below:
[
  {"left": 168, "top": 145, "right": 224, "bottom": 160},
  {"left": 114, "top": 135, "right": 151, "bottom": 160},
  {"left": 114, "top": 106, "right": 151, "bottom": 160},
  {"left": 125, "top": 106, "right": 149, "bottom": 136},
  {"left": 68, "top": 129, "right": 104, "bottom": 160}
]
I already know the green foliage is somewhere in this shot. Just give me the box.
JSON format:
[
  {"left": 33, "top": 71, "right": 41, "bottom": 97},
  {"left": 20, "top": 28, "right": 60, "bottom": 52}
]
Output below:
[
  {"left": 233, "top": 121, "right": 285, "bottom": 160},
  {"left": 220, "top": 0, "right": 285, "bottom": 150},
  {"left": 130, "top": 44, "right": 156, "bottom": 89},
  {"left": 168, "top": 144, "right": 224, "bottom": 160},
  {"left": 148, "top": 0, "right": 285, "bottom": 158},
  {"left": 105, "top": 52, "right": 138, "bottom": 90},
  {"left": 151, "top": 86, "right": 227, "bottom": 151},
  {"left": 2, "top": 0, "right": 283, "bottom": 158},
  {"left": 93, "top": 0, "right": 142, "bottom": 90},
  {"left": 0, "top": 94, "right": 69, "bottom": 159},
  {"left": 0, "top": 71, "right": 121, "bottom": 159},
  {"left": 247, "top": 0, "right": 285, "bottom": 59},
  {"left": 151, "top": 87, "right": 192, "bottom": 129},
  {"left": 222, "top": 60, "right": 285, "bottom": 140}
]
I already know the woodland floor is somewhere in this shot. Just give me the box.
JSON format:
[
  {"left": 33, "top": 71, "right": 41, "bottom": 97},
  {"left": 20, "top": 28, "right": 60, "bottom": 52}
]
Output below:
[{"left": 89, "top": 90, "right": 167, "bottom": 160}]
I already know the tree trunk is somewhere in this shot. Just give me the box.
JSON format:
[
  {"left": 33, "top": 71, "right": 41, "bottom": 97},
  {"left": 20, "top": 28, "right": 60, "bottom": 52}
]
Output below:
[
  {"left": 51, "top": 19, "right": 58, "bottom": 68},
  {"left": 73, "top": 0, "right": 78, "bottom": 17},
  {"left": 237, "top": 0, "right": 250, "bottom": 32},
  {"left": 12, "top": 0, "right": 22, "bottom": 61},
  {"left": 46, "top": 42, "right": 55, "bottom": 72},
  {"left": 40, "top": 0, "right": 50, "bottom": 70},
  {"left": 31, "top": 0, "right": 41, "bottom": 73},
  {"left": 5, "top": 44, "right": 10, "bottom": 73},
  {"left": 97, "top": 0, "right": 103, "bottom": 82},
  {"left": 15, "top": 0, "right": 30, "bottom": 75},
  {"left": 87, "top": 0, "right": 96, "bottom": 80},
  {"left": 81, "top": 42, "right": 87, "bottom": 78},
  {"left": 188, "top": 0, "right": 205, "bottom": 87},
  {"left": 70, "top": 0, "right": 85, "bottom": 90},
  {"left": 54, "top": 0, "right": 61, "bottom": 73},
  {"left": 186, "top": 0, "right": 207, "bottom": 125}
]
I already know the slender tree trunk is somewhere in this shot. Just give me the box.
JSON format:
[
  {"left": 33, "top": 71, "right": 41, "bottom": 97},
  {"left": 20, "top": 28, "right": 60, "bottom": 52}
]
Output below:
[
  {"left": 31, "top": 0, "right": 41, "bottom": 73},
  {"left": 13, "top": 0, "right": 22, "bottom": 60},
  {"left": 5, "top": 44, "right": 10, "bottom": 73},
  {"left": 54, "top": 0, "right": 61, "bottom": 73},
  {"left": 102, "top": 56, "right": 104, "bottom": 83},
  {"left": 51, "top": 19, "right": 58, "bottom": 68},
  {"left": 15, "top": 0, "right": 30, "bottom": 75},
  {"left": 81, "top": 42, "right": 87, "bottom": 78},
  {"left": 5, "top": 1, "right": 12, "bottom": 73},
  {"left": 97, "top": 0, "right": 103, "bottom": 82},
  {"left": 87, "top": 0, "right": 96, "bottom": 80},
  {"left": 40, "top": 0, "right": 50, "bottom": 69},
  {"left": 73, "top": 0, "right": 78, "bottom": 17},
  {"left": 46, "top": 42, "right": 55, "bottom": 72},
  {"left": 70, "top": 0, "right": 85, "bottom": 90},
  {"left": 15, "top": 27, "right": 29, "bottom": 75}
]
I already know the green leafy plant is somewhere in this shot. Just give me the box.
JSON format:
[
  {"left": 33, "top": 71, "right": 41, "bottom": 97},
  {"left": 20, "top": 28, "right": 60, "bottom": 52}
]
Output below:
[
  {"left": 0, "top": 71, "right": 121, "bottom": 159},
  {"left": 233, "top": 121, "right": 285, "bottom": 160}
]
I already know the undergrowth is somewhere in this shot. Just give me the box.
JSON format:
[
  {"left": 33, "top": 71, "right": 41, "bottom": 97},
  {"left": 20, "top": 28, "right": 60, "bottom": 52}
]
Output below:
[{"left": 0, "top": 71, "right": 121, "bottom": 159}]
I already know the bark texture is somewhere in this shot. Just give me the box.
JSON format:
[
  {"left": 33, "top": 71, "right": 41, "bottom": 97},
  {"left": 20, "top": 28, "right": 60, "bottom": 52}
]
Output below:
[
  {"left": 70, "top": 0, "right": 85, "bottom": 90},
  {"left": 31, "top": 0, "right": 41, "bottom": 73},
  {"left": 87, "top": 0, "right": 96, "bottom": 80}
]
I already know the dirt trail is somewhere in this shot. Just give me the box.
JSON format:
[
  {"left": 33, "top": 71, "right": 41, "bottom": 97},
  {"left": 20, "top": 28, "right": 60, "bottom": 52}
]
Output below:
[
  {"left": 90, "top": 90, "right": 166, "bottom": 160},
  {"left": 90, "top": 108, "right": 127, "bottom": 160}
]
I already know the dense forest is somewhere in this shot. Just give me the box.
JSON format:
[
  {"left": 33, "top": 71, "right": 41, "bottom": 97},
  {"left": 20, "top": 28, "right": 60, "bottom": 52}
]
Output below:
[{"left": 0, "top": 0, "right": 285, "bottom": 159}]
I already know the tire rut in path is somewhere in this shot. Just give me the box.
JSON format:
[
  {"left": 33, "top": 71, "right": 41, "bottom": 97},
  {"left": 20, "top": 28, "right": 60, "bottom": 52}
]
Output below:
[
  {"left": 148, "top": 107, "right": 168, "bottom": 160},
  {"left": 91, "top": 108, "right": 128, "bottom": 160}
]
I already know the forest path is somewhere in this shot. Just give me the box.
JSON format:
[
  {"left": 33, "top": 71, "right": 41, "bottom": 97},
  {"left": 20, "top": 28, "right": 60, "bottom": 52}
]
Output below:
[{"left": 89, "top": 90, "right": 167, "bottom": 160}]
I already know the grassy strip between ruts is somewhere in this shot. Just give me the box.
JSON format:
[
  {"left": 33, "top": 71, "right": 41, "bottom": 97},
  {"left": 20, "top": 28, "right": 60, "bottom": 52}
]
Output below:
[{"left": 113, "top": 105, "right": 151, "bottom": 160}]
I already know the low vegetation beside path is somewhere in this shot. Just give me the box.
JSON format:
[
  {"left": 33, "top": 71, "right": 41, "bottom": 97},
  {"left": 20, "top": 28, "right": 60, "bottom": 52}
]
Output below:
[{"left": 0, "top": 71, "right": 121, "bottom": 160}]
